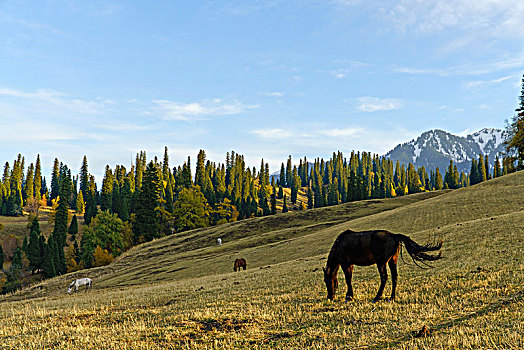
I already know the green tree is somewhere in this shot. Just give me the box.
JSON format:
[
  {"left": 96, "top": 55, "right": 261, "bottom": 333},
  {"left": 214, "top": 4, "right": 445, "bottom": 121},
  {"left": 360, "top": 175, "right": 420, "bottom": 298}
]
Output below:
[
  {"left": 42, "top": 236, "right": 57, "bottom": 278},
  {"left": 282, "top": 194, "right": 288, "bottom": 213},
  {"left": 504, "top": 74, "right": 524, "bottom": 170},
  {"left": 88, "top": 211, "right": 124, "bottom": 255},
  {"left": 133, "top": 161, "right": 162, "bottom": 243},
  {"left": 0, "top": 244, "right": 4, "bottom": 270},
  {"left": 100, "top": 165, "right": 114, "bottom": 212},
  {"left": 68, "top": 214, "right": 79, "bottom": 242},
  {"left": 79, "top": 228, "right": 96, "bottom": 269},
  {"left": 27, "top": 217, "right": 42, "bottom": 274},
  {"left": 270, "top": 193, "right": 277, "bottom": 215},
  {"left": 478, "top": 155, "right": 487, "bottom": 182},
  {"left": 173, "top": 187, "right": 210, "bottom": 232},
  {"left": 34, "top": 155, "right": 42, "bottom": 200}
]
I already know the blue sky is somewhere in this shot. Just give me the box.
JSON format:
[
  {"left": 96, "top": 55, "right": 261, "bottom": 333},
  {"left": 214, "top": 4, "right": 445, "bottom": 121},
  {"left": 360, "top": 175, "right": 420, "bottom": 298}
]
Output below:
[{"left": 1, "top": 0, "right": 523, "bottom": 180}]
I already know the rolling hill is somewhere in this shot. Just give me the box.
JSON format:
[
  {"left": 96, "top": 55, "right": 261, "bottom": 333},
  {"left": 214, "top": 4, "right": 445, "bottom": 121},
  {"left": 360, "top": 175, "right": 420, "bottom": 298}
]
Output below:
[{"left": 1, "top": 171, "right": 523, "bottom": 349}]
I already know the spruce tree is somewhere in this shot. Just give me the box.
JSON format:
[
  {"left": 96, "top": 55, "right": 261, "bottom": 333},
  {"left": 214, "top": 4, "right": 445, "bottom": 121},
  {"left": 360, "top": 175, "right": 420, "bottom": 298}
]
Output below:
[
  {"left": 133, "top": 161, "right": 162, "bottom": 243},
  {"left": 24, "top": 163, "right": 34, "bottom": 204},
  {"left": 50, "top": 158, "right": 60, "bottom": 202},
  {"left": 42, "top": 236, "right": 57, "bottom": 278},
  {"left": 307, "top": 186, "right": 313, "bottom": 209},
  {"left": 470, "top": 158, "right": 480, "bottom": 185},
  {"left": 282, "top": 194, "right": 288, "bottom": 213},
  {"left": 478, "top": 155, "right": 487, "bottom": 183},
  {"left": 27, "top": 219, "right": 42, "bottom": 274},
  {"left": 0, "top": 244, "right": 3, "bottom": 270},
  {"left": 33, "top": 155, "right": 42, "bottom": 200},
  {"left": 504, "top": 74, "right": 524, "bottom": 170},
  {"left": 100, "top": 165, "right": 114, "bottom": 212},
  {"left": 68, "top": 214, "right": 79, "bottom": 242},
  {"left": 270, "top": 193, "right": 277, "bottom": 215}
]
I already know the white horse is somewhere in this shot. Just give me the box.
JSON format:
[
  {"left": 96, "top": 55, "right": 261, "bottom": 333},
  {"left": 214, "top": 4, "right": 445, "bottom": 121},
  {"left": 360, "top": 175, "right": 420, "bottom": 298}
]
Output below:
[
  {"left": 217, "top": 237, "right": 222, "bottom": 246},
  {"left": 67, "top": 277, "right": 92, "bottom": 294}
]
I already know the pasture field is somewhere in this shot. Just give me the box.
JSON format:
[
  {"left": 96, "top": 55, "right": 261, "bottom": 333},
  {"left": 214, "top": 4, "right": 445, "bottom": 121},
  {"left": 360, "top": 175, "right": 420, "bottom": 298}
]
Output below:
[{"left": 1, "top": 172, "right": 523, "bottom": 349}]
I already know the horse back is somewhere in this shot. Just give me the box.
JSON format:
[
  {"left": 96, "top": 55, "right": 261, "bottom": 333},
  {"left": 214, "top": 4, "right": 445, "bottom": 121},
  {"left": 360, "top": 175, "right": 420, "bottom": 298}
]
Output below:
[{"left": 332, "top": 230, "right": 399, "bottom": 266}]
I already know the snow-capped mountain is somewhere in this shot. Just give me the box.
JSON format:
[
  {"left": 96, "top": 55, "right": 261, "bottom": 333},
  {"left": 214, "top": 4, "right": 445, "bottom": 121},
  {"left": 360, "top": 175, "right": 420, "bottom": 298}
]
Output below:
[{"left": 384, "top": 128, "right": 507, "bottom": 173}]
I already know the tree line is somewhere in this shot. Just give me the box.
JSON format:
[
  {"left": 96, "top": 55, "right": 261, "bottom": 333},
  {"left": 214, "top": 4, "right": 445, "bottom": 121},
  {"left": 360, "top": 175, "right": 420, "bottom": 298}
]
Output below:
[{"left": 1, "top": 74, "right": 523, "bottom": 292}]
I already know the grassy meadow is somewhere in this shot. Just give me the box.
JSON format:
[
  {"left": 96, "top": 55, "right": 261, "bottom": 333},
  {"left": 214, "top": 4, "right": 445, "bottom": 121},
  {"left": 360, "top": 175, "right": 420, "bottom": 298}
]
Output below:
[{"left": 0, "top": 172, "right": 523, "bottom": 349}]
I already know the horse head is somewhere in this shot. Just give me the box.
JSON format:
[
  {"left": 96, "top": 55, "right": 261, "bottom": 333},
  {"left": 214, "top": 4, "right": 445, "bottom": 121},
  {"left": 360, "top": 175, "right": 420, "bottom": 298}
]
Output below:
[{"left": 323, "top": 267, "right": 338, "bottom": 300}]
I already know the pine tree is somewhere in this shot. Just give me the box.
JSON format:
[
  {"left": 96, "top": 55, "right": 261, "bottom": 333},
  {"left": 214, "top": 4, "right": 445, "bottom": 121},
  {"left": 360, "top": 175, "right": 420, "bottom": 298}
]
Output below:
[
  {"left": 0, "top": 244, "right": 3, "bottom": 270},
  {"left": 42, "top": 235, "right": 57, "bottom": 278},
  {"left": 50, "top": 158, "right": 60, "bottom": 202},
  {"left": 270, "top": 193, "right": 277, "bottom": 215},
  {"left": 485, "top": 155, "right": 491, "bottom": 180},
  {"left": 34, "top": 155, "right": 42, "bottom": 200},
  {"left": 307, "top": 186, "right": 313, "bottom": 209},
  {"left": 494, "top": 155, "right": 502, "bottom": 178},
  {"left": 76, "top": 190, "right": 85, "bottom": 213},
  {"left": 435, "top": 167, "right": 443, "bottom": 190},
  {"left": 470, "top": 158, "right": 480, "bottom": 185},
  {"left": 133, "top": 161, "right": 162, "bottom": 243},
  {"left": 282, "top": 194, "right": 288, "bottom": 213},
  {"left": 68, "top": 214, "right": 79, "bottom": 242},
  {"left": 478, "top": 155, "right": 487, "bottom": 183},
  {"left": 24, "top": 163, "right": 34, "bottom": 204},
  {"left": 100, "top": 165, "right": 114, "bottom": 212},
  {"left": 27, "top": 217, "right": 42, "bottom": 274},
  {"left": 504, "top": 74, "right": 524, "bottom": 170}
]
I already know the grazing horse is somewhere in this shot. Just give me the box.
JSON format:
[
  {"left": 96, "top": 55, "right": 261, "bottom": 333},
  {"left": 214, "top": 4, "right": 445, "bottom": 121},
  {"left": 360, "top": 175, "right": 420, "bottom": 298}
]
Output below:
[
  {"left": 217, "top": 238, "right": 222, "bottom": 246},
  {"left": 67, "top": 277, "right": 92, "bottom": 294},
  {"left": 323, "top": 230, "right": 442, "bottom": 302},
  {"left": 233, "top": 258, "right": 247, "bottom": 272}
]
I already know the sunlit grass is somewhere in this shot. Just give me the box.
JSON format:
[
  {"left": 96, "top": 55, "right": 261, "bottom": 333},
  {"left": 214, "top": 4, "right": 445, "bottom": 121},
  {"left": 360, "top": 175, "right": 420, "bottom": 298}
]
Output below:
[{"left": 1, "top": 172, "right": 523, "bottom": 349}]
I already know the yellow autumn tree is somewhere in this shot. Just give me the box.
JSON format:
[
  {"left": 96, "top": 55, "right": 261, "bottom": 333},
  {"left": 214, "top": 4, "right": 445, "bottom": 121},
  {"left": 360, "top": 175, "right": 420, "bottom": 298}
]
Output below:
[{"left": 93, "top": 245, "right": 113, "bottom": 267}]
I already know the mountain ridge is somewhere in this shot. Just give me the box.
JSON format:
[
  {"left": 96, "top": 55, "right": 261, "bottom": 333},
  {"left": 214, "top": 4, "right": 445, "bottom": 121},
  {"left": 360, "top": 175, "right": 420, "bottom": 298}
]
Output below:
[{"left": 384, "top": 127, "right": 507, "bottom": 173}]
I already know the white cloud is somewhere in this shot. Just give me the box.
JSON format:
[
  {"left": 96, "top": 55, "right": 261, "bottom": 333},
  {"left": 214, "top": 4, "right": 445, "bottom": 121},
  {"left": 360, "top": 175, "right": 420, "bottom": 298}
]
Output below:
[
  {"left": 262, "top": 91, "right": 284, "bottom": 97},
  {"left": 464, "top": 75, "right": 513, "bottom": 89},
  {"left": 385, "top": 0, "right": 524, "bottom": 39},
  {"left": 357, "top": 97, "right": 402, "bottom": 112},
  {"left": 319, "top": 127, "right": 364, "bottom": 137},
  {"left": 251, "top": 128, "right": 295, "bottom": 139},
  {"left": 153, "top": 98, "right": 258, "bottom": 121}
]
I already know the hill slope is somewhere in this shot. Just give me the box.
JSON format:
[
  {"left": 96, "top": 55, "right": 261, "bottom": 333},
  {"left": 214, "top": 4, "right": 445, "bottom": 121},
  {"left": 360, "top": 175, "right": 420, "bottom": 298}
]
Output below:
[{"left": 1, "top": 172, "right": 523, "bottom": 349}]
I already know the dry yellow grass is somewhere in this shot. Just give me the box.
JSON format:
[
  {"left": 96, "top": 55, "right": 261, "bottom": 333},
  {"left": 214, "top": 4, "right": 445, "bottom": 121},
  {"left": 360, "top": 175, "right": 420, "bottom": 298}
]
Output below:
[{"left": 1, "top": 172, "right": 523, "bottom": 349}]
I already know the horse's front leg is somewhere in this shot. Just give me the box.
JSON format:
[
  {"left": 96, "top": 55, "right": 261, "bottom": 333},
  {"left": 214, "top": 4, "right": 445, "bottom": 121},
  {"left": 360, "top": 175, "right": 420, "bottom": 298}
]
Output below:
[
  {"left": 341, "top": 264, "right": 354, "bottom": 302},
  {"left": 373, "top": 263, "right": 388, "bottom": 303}
]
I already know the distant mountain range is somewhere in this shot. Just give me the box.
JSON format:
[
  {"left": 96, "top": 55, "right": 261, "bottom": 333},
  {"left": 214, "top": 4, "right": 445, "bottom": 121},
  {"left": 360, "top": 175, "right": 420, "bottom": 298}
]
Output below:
[{"left": 384, "top": 128, "right": 507, "bottom": 173}]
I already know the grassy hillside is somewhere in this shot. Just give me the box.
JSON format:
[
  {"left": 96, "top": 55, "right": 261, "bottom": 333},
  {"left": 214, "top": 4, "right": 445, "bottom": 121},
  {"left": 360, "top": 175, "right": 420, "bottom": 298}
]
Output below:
[{"left": 1, "top": 172, "right": 523, "bottom": 349}]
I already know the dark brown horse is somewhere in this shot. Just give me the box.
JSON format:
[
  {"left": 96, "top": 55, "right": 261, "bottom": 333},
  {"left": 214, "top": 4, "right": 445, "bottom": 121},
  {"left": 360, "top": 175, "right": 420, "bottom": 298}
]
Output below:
[
  {"left": 234, "top": 258, "right": 247, "bottom": 272},
  {"left": 323, "top": 229, "right": 442, "bottom": 302}
]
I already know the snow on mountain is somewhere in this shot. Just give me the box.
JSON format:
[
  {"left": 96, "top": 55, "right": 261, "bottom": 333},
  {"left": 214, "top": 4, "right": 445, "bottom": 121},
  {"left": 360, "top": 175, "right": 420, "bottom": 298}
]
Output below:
[{"left": 384, "top": 128, "right": 506, "bottom": 173}]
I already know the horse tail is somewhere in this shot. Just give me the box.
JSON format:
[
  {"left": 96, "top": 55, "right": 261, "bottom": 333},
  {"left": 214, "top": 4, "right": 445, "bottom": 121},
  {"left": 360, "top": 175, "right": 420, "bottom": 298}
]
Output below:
[{"left": 394, "top": 234, "right": 442, "bottom": 267}]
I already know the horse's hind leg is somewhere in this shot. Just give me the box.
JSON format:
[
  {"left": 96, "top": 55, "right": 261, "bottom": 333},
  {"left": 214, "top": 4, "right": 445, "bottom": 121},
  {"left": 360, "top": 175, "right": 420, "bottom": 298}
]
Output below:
[
  {"left": 341, "top": 264, "right": 354, "bottom": 302},
  {"left": 388, "top": 253, "right": 399, "bottom": 301},
  {"left": 373, "top": 263, "right": 388, "bottom": 303}
]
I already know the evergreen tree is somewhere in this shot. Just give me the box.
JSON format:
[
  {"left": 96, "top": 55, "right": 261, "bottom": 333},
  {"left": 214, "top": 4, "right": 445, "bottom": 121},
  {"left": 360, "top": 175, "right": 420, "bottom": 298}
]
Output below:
[
  {"left": 494, "top": 155, "right": 502, "bottom": 178},
  {"left": 76, "top": 190, "right": 85, "bottom": 213},
  {"left": 307, "top": 186, "right": 313, "bottom": 209},
  {"left": 485, "top": 155, "right": 491, "bottom": 180},
  {"left": 42, "top": 235, "right": 57, "bottom": 278},
  {"left": 24, "top": 163, "right": 34, "bottom": 204},
  {"left": 34, "top": 155, "right": 42, "bottom": 200},
  {"left": 478, "top": 155, "right": 487, "bottom": 183},
  {"left": 282, "top": 194, "right": 288, "bottom": 213},
  {"left": 27, "top": 219, "right": 42, "bottom": 274},
  {"left": 50, "top": 158, "right": 60, "bottom": 202},
  {"left": 68, "top": 214, "right": 79, "bottom": 242},
  {"left": 504, "top": 74, "right": 524, "bottom": 170},
  {"left": 100, "top": 165, "right": 114, "bottom": 212},
  {"left": 279, "top": 163, "right": 285, "bottom": 187},
  {"left": 133, "top": 161, "right": 162, "bottom": 243},
  {"left": 270, "top": 193, "right": 277, "bottom": 215},
  {"left": 435, "top": 167, "right": 443, "bottom": 190},
  {"left": 470, "top": 158, "right": 480, "bottom": 185},
  {"left": 79, "top": 228, "right": 96, "bottom": 268},
  {"left": 0, "top": 244, "right": 3, "bottom": 270},
  {"left": 286, "top": 156, "right": 292, "bottom": 189}
]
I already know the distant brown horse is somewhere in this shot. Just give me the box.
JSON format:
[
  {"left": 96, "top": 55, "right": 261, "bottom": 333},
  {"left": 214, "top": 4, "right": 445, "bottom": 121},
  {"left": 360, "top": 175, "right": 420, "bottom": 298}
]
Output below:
[
  {"left": 234, "top": 258, "right": 247, "bottom": 272},
  {"left": 323, "top": 230, "right": 442, "bottom": 302}
]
